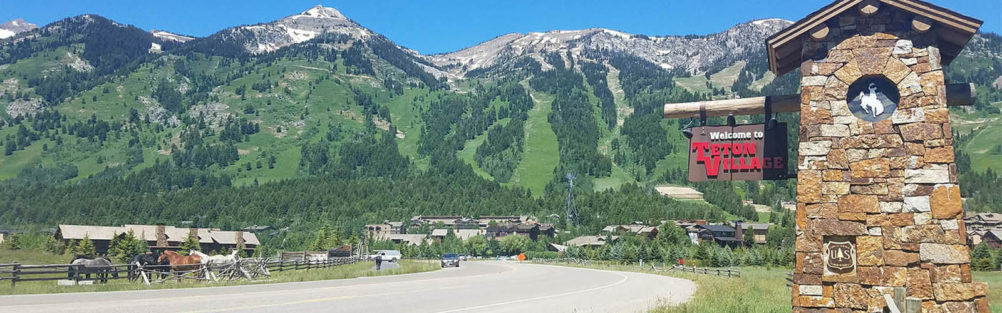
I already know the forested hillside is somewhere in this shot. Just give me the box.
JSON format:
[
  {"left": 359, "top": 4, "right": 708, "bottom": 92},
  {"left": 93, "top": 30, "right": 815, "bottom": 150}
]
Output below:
[{"left": 0, "top": 6, "right": 1000, "bottom": 253}]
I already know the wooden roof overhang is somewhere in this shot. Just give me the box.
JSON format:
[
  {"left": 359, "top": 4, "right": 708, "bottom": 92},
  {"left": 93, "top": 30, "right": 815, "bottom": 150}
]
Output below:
[{"left": 766, "top": 0, "right": 982, "bottom": 75}]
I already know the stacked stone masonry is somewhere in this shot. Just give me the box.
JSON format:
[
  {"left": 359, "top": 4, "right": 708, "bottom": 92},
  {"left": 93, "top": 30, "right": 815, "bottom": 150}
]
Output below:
[{"left": 792, "top": 7, "right": 988, "bottom": 313}]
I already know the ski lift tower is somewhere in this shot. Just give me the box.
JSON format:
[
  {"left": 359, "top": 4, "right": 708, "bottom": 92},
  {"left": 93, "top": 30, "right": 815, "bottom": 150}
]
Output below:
[{"left": 565, "top": 173, "right": 579, "bottom": 226}]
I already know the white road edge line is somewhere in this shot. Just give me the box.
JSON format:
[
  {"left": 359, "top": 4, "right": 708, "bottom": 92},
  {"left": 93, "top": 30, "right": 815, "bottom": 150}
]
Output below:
[{"left": 433, "top": 270, "right": 631, "bottom": 313}]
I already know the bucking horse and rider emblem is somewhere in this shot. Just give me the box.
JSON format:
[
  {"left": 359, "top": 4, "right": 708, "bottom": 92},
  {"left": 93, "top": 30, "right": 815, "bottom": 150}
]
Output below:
[{"left": 847, "top": 76, "right": 899, "bottom": 123}]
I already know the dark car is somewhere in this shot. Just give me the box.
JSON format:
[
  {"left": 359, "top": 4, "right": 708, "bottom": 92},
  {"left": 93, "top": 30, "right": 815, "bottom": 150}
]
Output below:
[{"left": 441, "top": 253, "right": 460, "bottom": 268}]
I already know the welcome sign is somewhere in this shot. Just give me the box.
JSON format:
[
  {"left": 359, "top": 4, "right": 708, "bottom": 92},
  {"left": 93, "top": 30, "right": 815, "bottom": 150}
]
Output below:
[{"left": 687, "top": 123, "right": 788, "bottom": 182}]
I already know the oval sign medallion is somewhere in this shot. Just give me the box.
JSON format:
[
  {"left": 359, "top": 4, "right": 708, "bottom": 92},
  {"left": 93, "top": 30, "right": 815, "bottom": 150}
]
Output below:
[{"left": 847, "top": 75, "right": 899, "bottom": 123}]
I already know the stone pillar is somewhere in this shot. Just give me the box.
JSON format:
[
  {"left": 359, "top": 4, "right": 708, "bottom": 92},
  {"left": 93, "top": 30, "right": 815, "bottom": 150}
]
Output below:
[
  {"left": 155, "top": 225, "right": 167, "bottom": 247},
  {"left": 792, "top": 7, "right": 988, "bottom": 313},
  {"left": 235, "top": 231, "right": 245, "bottom": 250}
]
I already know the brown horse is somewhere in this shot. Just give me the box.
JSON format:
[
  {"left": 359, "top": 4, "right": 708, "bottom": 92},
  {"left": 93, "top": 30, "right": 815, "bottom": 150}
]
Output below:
[{"left": 158, "top": 251, "right": 203, "bottom": 280}]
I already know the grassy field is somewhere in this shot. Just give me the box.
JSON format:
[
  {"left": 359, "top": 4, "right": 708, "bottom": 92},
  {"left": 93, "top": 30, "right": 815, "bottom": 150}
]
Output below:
[
  {"left": 957, "top": 116, "right": 1002, "bottom": 173},
  {"left": 542, "top": 261, "right": 1002, "bottom": 312},
  {"left": 457, "top": 118, "right": 510, "bottom": 181},
  {"left": 0, "top": 251, "right": 438, "bottom": 295},
  {"left": 508, "top": 85, "right": 560, "bottom": 196}
]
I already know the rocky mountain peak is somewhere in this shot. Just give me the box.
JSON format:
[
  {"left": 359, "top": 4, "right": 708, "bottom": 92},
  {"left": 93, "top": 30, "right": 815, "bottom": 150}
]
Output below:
[
  {"left": 426, "top": 19, "right": 795, "bottom": 78},
  {"left": 0, "top": 18, "right": 38, "bottom": 39},
  {"left": 299, "top": 5, "right": 347, "bottom": 19},
  {"left": 214, "top": 5, "right": 371, "bottom": 54}
]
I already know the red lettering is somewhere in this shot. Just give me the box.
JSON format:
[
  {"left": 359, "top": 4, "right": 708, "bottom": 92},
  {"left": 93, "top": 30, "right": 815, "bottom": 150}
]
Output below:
[
  {"left": 691, "top": 142, "right": 707, "bottom": 152},
  {"left": 710, "top": 144, "right": 721, "bottom": 156},
  {"left": 732, "top": 143, "right": 743, "bottom": 156},
  {"left": 744, "top": 143, "right": 757, "bottom": 155},
  {"left": 772, "top": 157, "right": 784, "bottom": 170},
  {"left": 750, "top": 157, "right": 762, "bottom": 170},
  {"left": 694, "top": 144, "right": 721, "bottom": 177}
]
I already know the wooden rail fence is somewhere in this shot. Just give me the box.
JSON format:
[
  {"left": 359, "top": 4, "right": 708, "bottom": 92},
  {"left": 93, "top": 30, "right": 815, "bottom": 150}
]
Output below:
[
  {"left": 665, "top": 265, "right": 742, "bottom": 278},
  {"left": 0, "top": 256, "right": 362, "bottom": 287}
]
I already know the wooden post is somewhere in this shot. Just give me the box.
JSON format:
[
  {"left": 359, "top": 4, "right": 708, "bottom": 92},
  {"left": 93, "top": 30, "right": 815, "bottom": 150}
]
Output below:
[
  {"left": 663, "top": 84, "right": 975, "bottom": 119},
  {"left": 10, "top": 264, "right": 18, "bottom": 287},
  {"left": 892, "top": 287, "right": 906, "bottom": 312},
  {"left": 904, "top": 298, "right": 922, "bottom": 313},
  {"left": 140, "top": 266, "right": 151, "bottom": 286}
]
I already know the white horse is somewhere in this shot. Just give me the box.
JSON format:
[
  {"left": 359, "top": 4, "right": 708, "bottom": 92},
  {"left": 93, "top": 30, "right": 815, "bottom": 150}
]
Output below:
[
  {"left": 189, "top": 250, "right": 239, "bottom": 269},
  {"left": 858, "top": 82, "right": 884, "bottom": 118}
]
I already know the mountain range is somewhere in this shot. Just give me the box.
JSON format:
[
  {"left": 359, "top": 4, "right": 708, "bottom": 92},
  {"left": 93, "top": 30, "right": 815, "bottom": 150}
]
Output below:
[
  {"left": 0, "top": 5, "right": 999, "bottom": 197},
  {"left": 0, "top": 18, "right": 37, "bottom": 39}
]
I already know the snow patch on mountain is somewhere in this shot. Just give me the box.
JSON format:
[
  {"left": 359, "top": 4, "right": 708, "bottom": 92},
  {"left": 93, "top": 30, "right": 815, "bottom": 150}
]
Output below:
[
  {"left": 221, "top": 5, "right": 372, "bottom": 54},
  {"left": 152, "top": 30, "right": 194, "bottom": 43},
  {"left": 0, "top": 18, "right": 38, "bottom": 39},
  {"left": 425, "top": 19, "right": 793, "bottom": 77}
]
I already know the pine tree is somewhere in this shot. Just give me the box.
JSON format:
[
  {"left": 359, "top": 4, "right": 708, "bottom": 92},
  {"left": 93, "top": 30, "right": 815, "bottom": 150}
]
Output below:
[
  {"left": 76, "top": 235, "right": 96, "bottom": 256},
  {"left": 179, "top": 234, "right": 201, "bottom": 255},
  {"left": 2, "top": 234, "right": 20, "bottom": 250},
  {"left": 108, "top": 230, "right": 146, "bottom": 262}
]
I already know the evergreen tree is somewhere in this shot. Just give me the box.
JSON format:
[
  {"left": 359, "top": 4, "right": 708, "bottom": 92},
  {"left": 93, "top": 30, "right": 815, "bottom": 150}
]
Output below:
[
  {"left": 76, "top": 235, "right": 96, "bottom": 256},
  {"left": 179, "top": 234, "right": 201, "bottom": 255},
  {"left": 108, "top": 230, "right": 146, "bottom": 262},
  {"left": 2, "top": 234, "right": 20, "bottom": 250}
]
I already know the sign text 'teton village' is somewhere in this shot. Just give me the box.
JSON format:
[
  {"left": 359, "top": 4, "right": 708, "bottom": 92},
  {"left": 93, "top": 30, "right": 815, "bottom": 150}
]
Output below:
[{"left": 687, "top": 123, "right": 788, "bottom": 182}]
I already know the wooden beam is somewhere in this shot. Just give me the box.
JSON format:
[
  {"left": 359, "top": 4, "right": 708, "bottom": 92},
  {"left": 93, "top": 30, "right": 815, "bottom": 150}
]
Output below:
[
  {"left": 912, "top": 16, "right": 933, "bottom": 33},
  {"left": 810, "top": 24, "right": 830, "bottom": 41},
  {"left": 664, "top": 83, "right": 977, "bottom": 119},
  {"left": 663, "top": 94, "right": 800, "bottom": 119},
  {"left": 859, "top": 0, "right": 880, "bottom": 16},
  {"left": 946, "top": 83, "right": 976, "bottom": 106}
]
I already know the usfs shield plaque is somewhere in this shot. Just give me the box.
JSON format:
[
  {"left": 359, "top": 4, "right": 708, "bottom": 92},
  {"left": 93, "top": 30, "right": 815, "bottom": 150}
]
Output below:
[{"left": 824, "top": 240, "right": 856, "bottom": 274}]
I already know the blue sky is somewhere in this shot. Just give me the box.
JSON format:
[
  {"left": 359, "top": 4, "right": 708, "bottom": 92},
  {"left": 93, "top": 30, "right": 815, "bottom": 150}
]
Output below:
[{"left": 1, "top": 0, "right": 999, "bottom": 54}]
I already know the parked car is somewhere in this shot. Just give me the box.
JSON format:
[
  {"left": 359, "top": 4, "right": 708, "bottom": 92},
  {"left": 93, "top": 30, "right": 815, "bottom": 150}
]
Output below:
[
  {"left": 459, "top": 254, "right": 468, "bottom": 261},
  {"left": 371, "top": 250, "right": 402, "bottom": 262},
  {"left": 441, "top": 253, "right": 460, "bottom": 268}
]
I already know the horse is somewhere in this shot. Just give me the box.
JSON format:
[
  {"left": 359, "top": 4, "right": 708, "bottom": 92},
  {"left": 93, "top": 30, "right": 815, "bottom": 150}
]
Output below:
[
  {"left": 128, "top": 252, "right": 167, "bottom": 282},
  {"left": 189, "top": 250, "right": 239, "bottom": 270},
  {"left": 68, "top": 256, "right": 119, "bottom": 283},
  {"left": 858, "top": 82, "right": 885, "bottom": 118},
  {"left": 158, "top": 251, "right": 203, "bottom": 280}
]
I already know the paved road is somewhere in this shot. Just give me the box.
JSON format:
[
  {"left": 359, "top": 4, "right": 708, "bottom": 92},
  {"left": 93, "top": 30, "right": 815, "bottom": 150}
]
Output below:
[{"left": 0, "top": 261, "right": 695, "bottom": 313}]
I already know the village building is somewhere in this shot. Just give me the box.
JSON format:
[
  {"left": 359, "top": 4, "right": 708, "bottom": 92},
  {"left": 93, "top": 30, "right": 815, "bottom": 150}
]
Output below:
[
  {"left": 564, "top": 235, "right": 619, "bottom": 248},
  {"left": 430, "top": 229, "right": 488, "bottom": 242},
  {"left": 365, "top": 221, "right": 407, "bottom": 238},
  {"left": 695, "top": 224, "right": 740, "bottom": 248},
  {"left": 733, "top": 221, "right": 770, "bottom": 245},
  {"left": 377, "top": 234, "right": 429, "bottom": 246},
  {"left": 55, "top": 224, "right": 259, "bottom": 254},
  {"left": 979, "top": 230, "right": 1002, "bottom": 249},
  {"left": 964, "top": 212, "right": 1002, "bottom": 232},
  {"left": 476, "top": 216, "right": 529, "bottom": 228},
  {"left": 483, "top": 222, "right": 555, "bottom": 241},
  {"left": 409, "top": 216, "right": 463, "bottom": 228},
  {"left": 601, "top": 224, "right": 660, "bottom": 239}
]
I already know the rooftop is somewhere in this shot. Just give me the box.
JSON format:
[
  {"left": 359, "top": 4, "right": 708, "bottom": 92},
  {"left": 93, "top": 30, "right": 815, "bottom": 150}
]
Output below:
[{"left": 767, "top": 0, "right": 983, "bottom": 75}]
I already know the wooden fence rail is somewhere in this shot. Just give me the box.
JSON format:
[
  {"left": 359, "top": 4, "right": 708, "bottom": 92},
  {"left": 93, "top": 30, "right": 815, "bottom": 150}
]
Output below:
[
  {"left": 1, "top": 255, "right": 363, "bottom": 287},
  {"left": 666, "top": 265, "right": 742, "bottom": 278}
]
